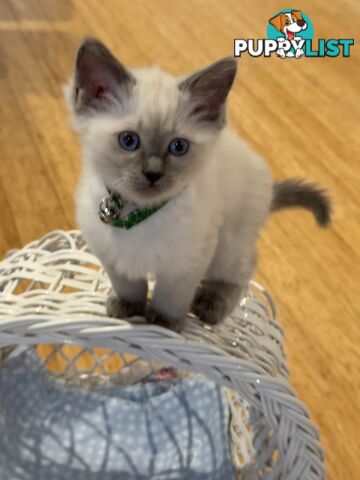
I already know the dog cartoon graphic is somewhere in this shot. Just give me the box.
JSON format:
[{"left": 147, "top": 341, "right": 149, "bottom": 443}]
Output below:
[{"left": 269, "top": 10, "right": 308, "bottom": 58}]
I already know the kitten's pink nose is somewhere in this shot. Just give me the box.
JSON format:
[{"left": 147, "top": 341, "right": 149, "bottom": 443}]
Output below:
[{"left": 144, "top": 171, "right": 163, "bottom": 184}]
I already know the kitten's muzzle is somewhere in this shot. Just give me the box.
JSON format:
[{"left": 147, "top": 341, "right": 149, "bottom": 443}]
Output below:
[
  {"left": 143, "top": 170, "right": 164, "bottom": 184},
  {"left": 142, "top": 155, "right": 165, "bottom": 185}
]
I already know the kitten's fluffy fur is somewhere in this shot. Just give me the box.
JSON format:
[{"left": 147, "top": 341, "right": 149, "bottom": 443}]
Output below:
[{"left": 65, "top": 38, "right": 330, "bottom": 330}]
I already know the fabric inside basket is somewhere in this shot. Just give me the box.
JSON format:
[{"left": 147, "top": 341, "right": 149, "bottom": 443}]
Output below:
[{"left": 0, "top": 347, "right": 235, "bottom": 480}]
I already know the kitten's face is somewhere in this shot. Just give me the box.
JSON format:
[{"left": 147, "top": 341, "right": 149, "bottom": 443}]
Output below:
[{"left": 68, "top": 39, "right": 237, "bottom": 206}]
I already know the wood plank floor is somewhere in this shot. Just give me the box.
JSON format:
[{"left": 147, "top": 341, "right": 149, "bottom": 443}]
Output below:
[{"left": 0, "top": 1, "right": 359, "bottom": 478}]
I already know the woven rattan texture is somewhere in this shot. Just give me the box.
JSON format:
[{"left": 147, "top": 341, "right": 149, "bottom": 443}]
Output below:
[{"left": 0, "top": 230, "right": 325, "bottom": 479}]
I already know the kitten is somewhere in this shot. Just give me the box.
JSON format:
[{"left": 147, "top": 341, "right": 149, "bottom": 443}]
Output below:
[{"left": 65, "top": 38, "right": 331, "bottom": 331}]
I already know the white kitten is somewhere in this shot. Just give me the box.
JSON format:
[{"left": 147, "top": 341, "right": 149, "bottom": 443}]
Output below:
[{"left": 65, "top": 38, "right": 330, "bottom": 330}]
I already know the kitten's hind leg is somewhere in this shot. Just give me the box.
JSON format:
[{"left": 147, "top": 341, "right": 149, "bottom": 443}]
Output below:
[
  {"left": 104, "top": 264, "right": 148, "bottom": 319},
  {"left": 192, "top": 235, "right": 258, "bottom": 325}
]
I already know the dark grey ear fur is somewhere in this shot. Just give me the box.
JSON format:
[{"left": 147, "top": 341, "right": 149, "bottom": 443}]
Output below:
[
  {"left": 179, "top": 57, "right": 237, "bottom": 126},
  {"left": 74, "top": 37, "right": 135, "bottom": 114}
]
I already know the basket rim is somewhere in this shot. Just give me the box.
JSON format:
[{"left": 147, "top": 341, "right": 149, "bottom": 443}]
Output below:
[{"left": 0, "top": 229, "right": 326, "bottom": 479}]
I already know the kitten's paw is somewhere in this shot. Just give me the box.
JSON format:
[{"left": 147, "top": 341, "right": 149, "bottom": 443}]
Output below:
[
  {"left": 106, "top": 295, "right": 146, "bottom": 319},
  {"left": 146, "top": 306, "right": 184, "bottom": 332},
  {"left": 192, "top": 288, "right": 227, "bottom": 325}
]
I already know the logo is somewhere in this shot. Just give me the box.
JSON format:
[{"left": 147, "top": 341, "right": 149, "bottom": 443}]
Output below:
[
  {"left": 234, "top": 9, "right": 354, "bottom": 58},
  {"left": 268, "top": 9, "right": 313, "bottom": 58}
]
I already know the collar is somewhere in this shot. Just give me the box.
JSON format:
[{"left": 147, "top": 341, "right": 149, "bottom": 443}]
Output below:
[{"left": 98, "top": 189, "right": 168, "bottom": 230}]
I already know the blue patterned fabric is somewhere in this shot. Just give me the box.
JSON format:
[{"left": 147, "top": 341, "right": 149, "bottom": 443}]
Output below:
[{"left": 0, "top": 349, "right": 235, "bottom": 480}]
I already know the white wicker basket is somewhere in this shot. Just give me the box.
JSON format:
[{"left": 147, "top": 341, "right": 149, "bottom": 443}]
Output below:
[{"left": 0, "top": 230, "right": 326, "bottom": 479}]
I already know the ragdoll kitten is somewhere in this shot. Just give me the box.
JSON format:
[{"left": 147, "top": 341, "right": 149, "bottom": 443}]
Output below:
[{"left": 65, "top": 38, "right": 331, "bottom": 331}]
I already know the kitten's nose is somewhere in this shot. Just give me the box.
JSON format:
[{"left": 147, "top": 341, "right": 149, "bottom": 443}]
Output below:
[{"left": 144, "top": 171, "right": 163, "bottom": 184}]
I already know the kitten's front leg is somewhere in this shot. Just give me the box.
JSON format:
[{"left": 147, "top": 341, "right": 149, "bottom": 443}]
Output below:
[
  {"left": 192, "top": 242, "right": 258, "bottom": 325},
  {"left": 105, "top": 264, "right": 147, "bottom": 319},
  {"left": 147, "top": 271, "right": 202, "bottom": 332}
]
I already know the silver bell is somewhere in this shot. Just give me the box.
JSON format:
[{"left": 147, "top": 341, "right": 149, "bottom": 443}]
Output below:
[{"left": 98, "top": 194, "right": 123, "bottom": 224}]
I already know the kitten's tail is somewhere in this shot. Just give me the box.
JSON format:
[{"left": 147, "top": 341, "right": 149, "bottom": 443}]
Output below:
[{"left": 271, "top": 178, "right": 332, "bottom": 227}]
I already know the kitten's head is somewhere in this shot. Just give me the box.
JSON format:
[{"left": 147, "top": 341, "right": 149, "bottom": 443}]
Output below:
[{"left": 66, "top": 38, "right": 237, "bottom": 206}]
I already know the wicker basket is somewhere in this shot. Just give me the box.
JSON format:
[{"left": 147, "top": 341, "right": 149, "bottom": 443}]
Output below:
[{"left": 0, "top": 230, "right": 326, "bottom": 479}]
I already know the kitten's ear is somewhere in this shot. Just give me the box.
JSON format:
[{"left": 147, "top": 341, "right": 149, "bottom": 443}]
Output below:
[
  {"left": 73, "top": 38, "right": 135, "bottom": 114},
  {"left": 179, "top": 58, "right": 237, "bottom": 125}
]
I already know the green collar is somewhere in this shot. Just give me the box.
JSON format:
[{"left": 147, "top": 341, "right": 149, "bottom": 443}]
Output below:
[{"left": 98, "top": 190, "right": 168, "bottom": 230}]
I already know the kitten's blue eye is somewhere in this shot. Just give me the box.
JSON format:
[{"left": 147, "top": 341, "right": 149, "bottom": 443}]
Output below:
[
  {"left": 168, "top": 138, "right": 189, "bottom": 156},
  {"left": 118, "top": 132, "right": 140, "bottom": 151}
]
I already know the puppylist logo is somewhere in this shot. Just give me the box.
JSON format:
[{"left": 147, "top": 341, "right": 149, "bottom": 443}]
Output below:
[{"left": 234, "top": 9, "right": 354, "bottom": 59}]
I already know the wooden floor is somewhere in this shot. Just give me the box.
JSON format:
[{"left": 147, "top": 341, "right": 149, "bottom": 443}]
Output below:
[{"left": 0, "top": 0, "right": 359, "bottom": 477}]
